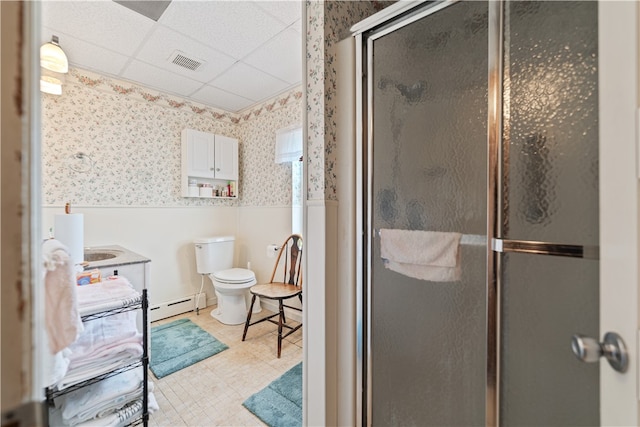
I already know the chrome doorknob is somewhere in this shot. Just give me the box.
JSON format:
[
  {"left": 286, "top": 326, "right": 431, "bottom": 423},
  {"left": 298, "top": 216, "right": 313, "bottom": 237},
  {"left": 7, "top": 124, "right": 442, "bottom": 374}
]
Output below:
[{"left": 571, "top": 332, "right": 628, "bottom": 373}]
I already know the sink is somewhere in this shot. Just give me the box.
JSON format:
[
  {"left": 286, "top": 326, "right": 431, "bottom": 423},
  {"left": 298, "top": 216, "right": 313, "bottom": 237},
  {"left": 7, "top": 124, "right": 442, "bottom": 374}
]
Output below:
[{"left": 84, "top": 249, "right": 123, "bottom": 262}]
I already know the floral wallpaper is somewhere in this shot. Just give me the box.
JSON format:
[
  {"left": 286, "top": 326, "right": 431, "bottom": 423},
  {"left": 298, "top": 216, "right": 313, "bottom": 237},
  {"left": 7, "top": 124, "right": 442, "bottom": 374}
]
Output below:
[
  {"left": 42, "top": 67, "right": 302, "bottom": 207},
  {"left": 306, "top": 0, "right": 391, "bottom": 201},
  {"left": 306, "top": 0, "right": 327, "bottom": 201},
  {"left": 44, "top": 0, "right": 390, "bottom": 207},
  {"left": 237, "top": 100, "right": 302, "bottom": 207}
]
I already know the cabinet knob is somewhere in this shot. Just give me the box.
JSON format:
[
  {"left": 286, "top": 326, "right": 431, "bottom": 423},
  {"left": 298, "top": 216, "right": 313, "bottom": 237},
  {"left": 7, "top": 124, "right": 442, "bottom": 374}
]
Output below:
[{"left": 216, "top": 168, "right": 220, "bottom": 172}]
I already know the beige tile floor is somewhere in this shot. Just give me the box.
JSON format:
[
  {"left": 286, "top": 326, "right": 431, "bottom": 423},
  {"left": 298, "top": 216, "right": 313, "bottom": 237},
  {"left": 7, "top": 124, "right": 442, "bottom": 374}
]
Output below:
[{"left": 148, "top": 307, "right": 302, "bottom": 427}]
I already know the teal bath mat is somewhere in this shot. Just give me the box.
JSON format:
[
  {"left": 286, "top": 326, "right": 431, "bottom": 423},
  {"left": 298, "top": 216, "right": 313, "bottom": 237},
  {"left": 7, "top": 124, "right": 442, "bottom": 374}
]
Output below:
[
  {"left": 243, "top": 362, "right": 302, "bottom": 427},
  {"left": 149, "top": 318, "right": 228, "bottom": 379}
]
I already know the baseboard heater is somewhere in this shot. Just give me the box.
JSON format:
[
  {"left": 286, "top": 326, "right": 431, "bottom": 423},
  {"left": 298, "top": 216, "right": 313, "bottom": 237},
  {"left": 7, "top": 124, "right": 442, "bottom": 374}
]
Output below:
[{"left": 149, "top": 294, "right": 208, "bottom": 322}]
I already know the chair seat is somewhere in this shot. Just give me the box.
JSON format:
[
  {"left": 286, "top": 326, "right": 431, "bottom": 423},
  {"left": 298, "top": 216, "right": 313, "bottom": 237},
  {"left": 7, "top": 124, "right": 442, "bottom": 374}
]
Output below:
[{"left": 250, "top": 282, "right": 301, "bottom": 300}]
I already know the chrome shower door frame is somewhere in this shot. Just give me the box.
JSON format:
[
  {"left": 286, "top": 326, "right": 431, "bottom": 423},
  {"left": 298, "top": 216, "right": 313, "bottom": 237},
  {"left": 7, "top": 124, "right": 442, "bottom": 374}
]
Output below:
[{"left": 354, "top": 1, "right": 497, "bottom": 425}]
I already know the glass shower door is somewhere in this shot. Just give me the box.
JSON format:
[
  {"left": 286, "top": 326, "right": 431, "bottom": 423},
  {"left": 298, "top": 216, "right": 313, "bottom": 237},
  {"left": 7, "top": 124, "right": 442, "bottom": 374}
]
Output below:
[
  {"left": 360, "top": 1, "right": 601, "bottom": 425},
  {"left": 365, "top": 2, "right": 489, "bottom": 425},
  {"left": 498, "top": 2, "right": 599, "bottom": 425}
]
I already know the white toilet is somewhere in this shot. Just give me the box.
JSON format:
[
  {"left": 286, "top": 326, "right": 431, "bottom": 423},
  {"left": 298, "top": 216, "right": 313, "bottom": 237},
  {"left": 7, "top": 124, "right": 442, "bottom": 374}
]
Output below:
[{"left": 194, "top": 236, "right": 261, "bottom": 325}]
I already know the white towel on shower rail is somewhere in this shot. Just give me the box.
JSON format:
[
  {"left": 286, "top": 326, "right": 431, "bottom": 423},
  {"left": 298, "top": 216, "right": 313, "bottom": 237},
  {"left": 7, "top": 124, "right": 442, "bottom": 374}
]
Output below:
[{"left": 379, "top": 229, "right": 462, "bottom": 282}]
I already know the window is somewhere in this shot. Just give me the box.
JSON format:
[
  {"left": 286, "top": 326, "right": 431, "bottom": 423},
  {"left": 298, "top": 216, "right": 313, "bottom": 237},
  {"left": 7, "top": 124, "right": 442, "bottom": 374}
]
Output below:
[{"left": 275, "top": 125, "right": 303, "bottom": 234}]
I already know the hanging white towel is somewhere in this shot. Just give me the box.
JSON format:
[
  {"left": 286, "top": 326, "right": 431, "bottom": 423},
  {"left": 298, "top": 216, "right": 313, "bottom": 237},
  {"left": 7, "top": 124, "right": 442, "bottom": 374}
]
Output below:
[
  {"left": 43, "top": 239, "right": 83, "bottom": 354},
  {"left": 379, "top": 229, "right": 462, "bottom": 282}
]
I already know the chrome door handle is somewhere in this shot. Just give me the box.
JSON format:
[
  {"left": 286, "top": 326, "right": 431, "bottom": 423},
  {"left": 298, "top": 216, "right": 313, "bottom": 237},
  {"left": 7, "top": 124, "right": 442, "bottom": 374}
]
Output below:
[{"left": 571, "top": 332, "right": 628, "bottom": 373}]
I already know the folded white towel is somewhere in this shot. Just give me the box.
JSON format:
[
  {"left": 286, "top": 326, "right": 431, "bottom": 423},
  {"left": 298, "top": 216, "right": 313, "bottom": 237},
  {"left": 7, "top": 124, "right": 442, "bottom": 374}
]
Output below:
[
  {"left": 76, "top": 277, "right": 140, "bottom": 316},
  {"left": 60, "top": 367, "right": 145, "bottom": 425},
  {"left": 73, "top": 392, "right": 159, "bottom": 427},
  {"left": 67, "top": 311, "right": 139, "bottom": 367},
  {"left": 380, "top": 229, "right": 462, "bottom": 282},
  {"left": 56, "top": 344, "right": 143, "bottom": 391}
]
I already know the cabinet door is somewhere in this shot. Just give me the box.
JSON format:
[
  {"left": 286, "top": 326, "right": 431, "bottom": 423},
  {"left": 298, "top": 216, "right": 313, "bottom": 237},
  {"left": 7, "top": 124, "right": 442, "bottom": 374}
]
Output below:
[
  {"left": 214, "top": 135, "right": 238, "bottom": 180},
  {"left": 186, "top": 130, "right": 216, "bottom": 178}
]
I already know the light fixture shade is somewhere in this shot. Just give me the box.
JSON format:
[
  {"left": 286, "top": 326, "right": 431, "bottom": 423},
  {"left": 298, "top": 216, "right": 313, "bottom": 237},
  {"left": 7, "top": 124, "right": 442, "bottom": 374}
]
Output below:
[
  {"left": 40, "top": 36, "right": 68, "bottom": 73},
  {"left": 40, "top": 76, "right": 62, "bottom": 95},
  {"left": 40, "top": 66, "right": 65, "bottom": 96}
]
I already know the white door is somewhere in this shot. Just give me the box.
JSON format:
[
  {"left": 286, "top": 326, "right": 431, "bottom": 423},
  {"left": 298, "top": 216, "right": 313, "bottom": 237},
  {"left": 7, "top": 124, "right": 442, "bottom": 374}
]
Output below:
[{"left": 598, "top": 1, "right": 639, "bottom": 425}]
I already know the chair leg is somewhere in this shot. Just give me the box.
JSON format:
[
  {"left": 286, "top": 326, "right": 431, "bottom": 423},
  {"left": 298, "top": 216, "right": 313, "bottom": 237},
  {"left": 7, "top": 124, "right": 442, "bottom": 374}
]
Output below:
[
  {"left": 242, "top": 294, "right": 257, "bottom": 341},
  {"left": 277, "top": 299, "right": 284, "bottom": 358}
]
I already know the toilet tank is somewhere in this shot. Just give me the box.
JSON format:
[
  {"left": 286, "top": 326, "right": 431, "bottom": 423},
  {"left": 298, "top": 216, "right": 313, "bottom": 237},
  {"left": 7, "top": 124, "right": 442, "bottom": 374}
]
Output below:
[{"left": 194, "top": 236, "right": 235, "bottom": 274}]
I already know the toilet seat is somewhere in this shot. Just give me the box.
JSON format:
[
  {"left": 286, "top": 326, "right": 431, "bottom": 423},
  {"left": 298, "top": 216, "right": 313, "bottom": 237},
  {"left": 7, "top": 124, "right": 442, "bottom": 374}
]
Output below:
[{"left": 213, "top": 267, "right": 256, "bottom": 285}]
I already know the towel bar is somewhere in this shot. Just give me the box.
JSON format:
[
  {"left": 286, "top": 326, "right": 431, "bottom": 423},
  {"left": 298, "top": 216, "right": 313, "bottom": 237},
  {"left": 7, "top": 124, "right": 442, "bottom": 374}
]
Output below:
[
  {"left": 491, "top": 238, "right": 599, "bottom": 260},
  {"left": 372, "top": 230, "right": 598, "bottom": 258},
  {"left": 373, "top": 229, "right": 486, "bottom": 246}
]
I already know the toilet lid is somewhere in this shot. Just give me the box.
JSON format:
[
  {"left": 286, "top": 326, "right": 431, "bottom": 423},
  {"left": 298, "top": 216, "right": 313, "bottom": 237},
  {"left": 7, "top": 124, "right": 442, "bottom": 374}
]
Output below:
[{"left": 213, "top": 268, "right": 256, "bottom": 284}]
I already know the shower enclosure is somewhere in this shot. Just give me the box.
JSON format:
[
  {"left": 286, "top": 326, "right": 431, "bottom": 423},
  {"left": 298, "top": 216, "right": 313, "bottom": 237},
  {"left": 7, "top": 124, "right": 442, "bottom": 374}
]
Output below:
[{"left": 354, "top": 1, "right": 605, "bottom": 425}]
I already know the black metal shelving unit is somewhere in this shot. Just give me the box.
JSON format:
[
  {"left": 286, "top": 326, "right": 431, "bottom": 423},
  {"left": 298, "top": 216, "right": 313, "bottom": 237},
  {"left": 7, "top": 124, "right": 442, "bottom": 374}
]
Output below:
[{"left": 45, "top": 288, "right": 149, "bottom": 427}]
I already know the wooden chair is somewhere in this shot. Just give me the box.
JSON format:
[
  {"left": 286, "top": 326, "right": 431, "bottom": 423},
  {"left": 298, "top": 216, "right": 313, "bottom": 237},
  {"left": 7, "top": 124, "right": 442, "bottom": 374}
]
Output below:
[{"left": 242, "top": 234, "right": 303, "bottom": 358}]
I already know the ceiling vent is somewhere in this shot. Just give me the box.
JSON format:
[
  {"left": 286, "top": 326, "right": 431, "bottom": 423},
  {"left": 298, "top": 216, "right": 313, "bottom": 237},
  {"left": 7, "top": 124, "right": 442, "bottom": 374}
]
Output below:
[{"left": 168, "top": 50, "right": 205, "bottom": 71}]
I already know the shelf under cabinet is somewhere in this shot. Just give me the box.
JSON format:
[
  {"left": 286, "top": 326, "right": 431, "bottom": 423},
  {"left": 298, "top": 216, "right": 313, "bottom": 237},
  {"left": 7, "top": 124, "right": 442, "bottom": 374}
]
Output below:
[{"left": 183, "top": 195, "right": 238, "bottom": 199}]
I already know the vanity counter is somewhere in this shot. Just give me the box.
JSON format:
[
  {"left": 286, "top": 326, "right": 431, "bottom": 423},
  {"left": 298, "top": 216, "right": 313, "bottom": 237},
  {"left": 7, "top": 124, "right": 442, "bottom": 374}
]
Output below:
[{"left": 83, "top": 244, "right": 150, "bottom": 270}]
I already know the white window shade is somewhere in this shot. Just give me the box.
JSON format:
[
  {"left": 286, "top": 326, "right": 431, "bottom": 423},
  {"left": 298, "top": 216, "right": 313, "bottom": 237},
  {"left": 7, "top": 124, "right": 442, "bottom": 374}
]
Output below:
[{"left": 275, "top": 126, "right": 303, "bottom": 163}]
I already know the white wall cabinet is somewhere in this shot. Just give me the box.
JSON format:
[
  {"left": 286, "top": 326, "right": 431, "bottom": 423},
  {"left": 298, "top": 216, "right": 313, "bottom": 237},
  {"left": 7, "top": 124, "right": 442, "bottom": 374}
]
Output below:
[{"left": 181, "top": 129, "right": 238, "bottom": 198}]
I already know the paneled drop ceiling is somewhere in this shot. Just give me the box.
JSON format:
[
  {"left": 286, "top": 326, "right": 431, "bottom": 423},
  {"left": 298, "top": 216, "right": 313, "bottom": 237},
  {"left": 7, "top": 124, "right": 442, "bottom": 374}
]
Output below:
[{"left": 41, "top": 0, "right": 303, "bottom": 113}]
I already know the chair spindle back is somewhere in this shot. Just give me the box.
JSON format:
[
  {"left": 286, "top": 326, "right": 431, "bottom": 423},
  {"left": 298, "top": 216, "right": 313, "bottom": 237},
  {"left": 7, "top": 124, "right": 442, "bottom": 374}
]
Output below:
[{"left": 270, "top": 234, "right": 303, "bottom": 287}]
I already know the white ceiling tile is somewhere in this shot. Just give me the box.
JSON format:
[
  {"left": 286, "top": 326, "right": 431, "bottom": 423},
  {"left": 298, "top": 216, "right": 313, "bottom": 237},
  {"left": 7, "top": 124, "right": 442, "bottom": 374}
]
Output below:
[
  {"left": 42, "top": 1, "right": 155, "bottom": 56},
  {"left": 254, "top": 1, "right": 303, "bottom": 26},
  {"left": 159, "top": 1, "right": 287, "bottom": 59},
  {"left": 121, "top": 60, "right": 204, "bottom": 97},
  {"left": 42, "top": 26, "right": 130, "bottom": 76},
  {"left": 190, "top": 85, "right": 255, "bottom": 113},
  {"left": 135, "top": 25, "right": 236, "bottom": 83},
  {"left": 210, "top": 62, "right": 290, "bottom": 102},
  {"left": 243, "top": 28, "right": 302, "bottom": 85},
  {"left": 40, "top": 0, "right": 303, "bottom": 113}
]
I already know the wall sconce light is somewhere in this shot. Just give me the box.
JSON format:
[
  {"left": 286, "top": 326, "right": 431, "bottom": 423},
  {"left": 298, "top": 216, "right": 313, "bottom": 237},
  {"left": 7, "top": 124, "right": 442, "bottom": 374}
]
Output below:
[{"left": 40, "top": 35, "right": 69, "bottom": 95}]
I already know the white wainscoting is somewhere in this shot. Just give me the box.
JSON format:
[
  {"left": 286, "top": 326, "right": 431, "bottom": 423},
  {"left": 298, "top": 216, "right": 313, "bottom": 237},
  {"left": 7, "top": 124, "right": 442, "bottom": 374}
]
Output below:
[{"left": 42, "top": 205, "right": 292, "bottom": 316}]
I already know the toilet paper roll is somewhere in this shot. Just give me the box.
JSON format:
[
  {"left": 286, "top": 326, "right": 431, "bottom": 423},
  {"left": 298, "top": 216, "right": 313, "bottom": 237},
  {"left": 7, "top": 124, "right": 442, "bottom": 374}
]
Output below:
[
  {"left": 266, "top": 244, "right": 279, "bottom": 258},
  {"left": 54, "top": 213, "right": 84, "bottom": 265}
]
